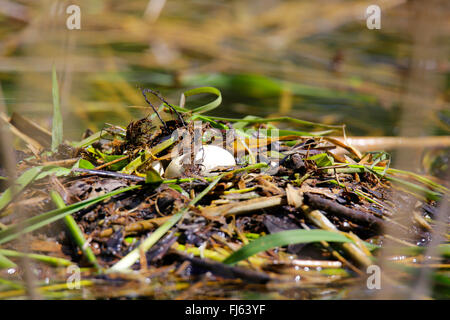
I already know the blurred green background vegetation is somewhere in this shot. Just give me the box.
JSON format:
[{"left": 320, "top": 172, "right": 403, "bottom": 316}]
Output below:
[{"left": 0, "top": 0, "right": 448, "bottom": 141}]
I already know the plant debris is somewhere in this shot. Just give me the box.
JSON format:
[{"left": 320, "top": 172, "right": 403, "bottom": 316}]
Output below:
[{"left": 0, "top": 87, "right": 448, "bottom": 300}]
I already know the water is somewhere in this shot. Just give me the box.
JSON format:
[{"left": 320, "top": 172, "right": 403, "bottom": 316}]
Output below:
[{"left": 0, "top": 0, "right": 447, "bottom": 142}]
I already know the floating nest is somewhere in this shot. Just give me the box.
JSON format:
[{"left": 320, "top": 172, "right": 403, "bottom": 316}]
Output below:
[{"left": 0, "top": 88, "right": 448, "bottom": 299}]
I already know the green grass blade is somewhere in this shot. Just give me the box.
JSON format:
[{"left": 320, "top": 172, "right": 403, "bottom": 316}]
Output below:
[
  {"left": 338, "top": 164, "right": 444, "bottom": 201},
  {"left": 307, "top": 152, "right": 334, "bottom": 167},
  {"left": 349, "top": 164, "right": 448, "bottom": 193},
  {"left": 145, "top": 168, "right": 163, "bottom": 185},
  {"left": 51, "top": 65, "right": 63, "bottom": 152},
  {"left": 386, "top": 168, "right": 448, "bottom": 194},
  {"left": 0, "top": 252, "right": 16, "bottom": 269},
  {"left": 267, "top": 128, "right": 334, "bottom": 137},
  {"left": 71, "top": 131, "right": 105, "bottom": 148},
  {"left": 384, "top": 174, "right": 442, "bottom": 201},
  {"left": 35, "top": 166, "right": 72, "bottom": 180},
  {"left": 0, "top": 249, "right": 73, "bottom": 267},
  {"left": 178, "top": 86, "right": 222, "bottom": 114},
  {"left": 0, "top": 278, "right": 24, "bottom": 290},
  {"left": 206, "top": 115, "right": 342, "bottom": 130},
  {"left": 190, "top": 114, "right": 229, "bottom": 130},
  {"left": 50, "top": 191, "right": 100, "bottom": 269},
  {"left": 73, "top": 159, "right": 95, "bottom": 170},
  {"left": 222, "top": 229, "right": 354, "bottom": 265},
  {"left": 0, "top": 185, "right": 140, "bottom": 245}
]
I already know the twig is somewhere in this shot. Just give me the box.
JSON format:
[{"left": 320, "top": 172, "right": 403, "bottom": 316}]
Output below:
[
  {"left": 141, "top": 88, "right": 167, "bottom": 129},
  {"left": 300, "top": 204, "right": 373, "bottom": 269},
  {"left": 142, "top": 88, "right": 186, "bottom": 126},
  {"left": 304, "top": 193, "right": 385, "bottom": 231},
  {"left": 25, "top": 158, "right": 79, "bottom": 167},
  {"left": 173, "top": 252, "right": 271, "bottom": 284},
  {"left": 94, "top": 155, "right": 129, "bottom": 170},
  {"left": 72, "top": 168, "right": 145, "bottom": 181},
  {"left": 201, "top": 195, "right": 285, "bottom": 218}
]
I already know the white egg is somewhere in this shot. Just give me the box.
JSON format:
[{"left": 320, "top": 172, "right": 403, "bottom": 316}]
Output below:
[
  {"left": 151, "top": 161, "right": 164, "bottom": 176},
  {"left": 164, "top": 145, "right": 236, "bottom": 178}
]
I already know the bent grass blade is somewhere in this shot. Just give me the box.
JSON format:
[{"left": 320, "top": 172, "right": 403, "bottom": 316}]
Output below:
[
  {"left": 177, "top": 86, "right": 222, "bottom": 114},
  {"left": 222, "top": 229, "right": 355, "bottom": 265}
]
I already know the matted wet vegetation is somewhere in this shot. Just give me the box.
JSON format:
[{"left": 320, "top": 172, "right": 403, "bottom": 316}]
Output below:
[{"left": 0, "top": 78, "right": 448, "bottom": 299}]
